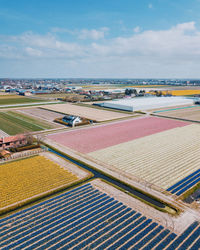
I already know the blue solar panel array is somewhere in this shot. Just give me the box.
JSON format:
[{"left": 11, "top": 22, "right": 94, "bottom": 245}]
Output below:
[
  {"left": 167, "top": 169, "right": 200, "bottom": 196},
  {"left": 0, "top": 182, "right": 199, "bottom": 249}
]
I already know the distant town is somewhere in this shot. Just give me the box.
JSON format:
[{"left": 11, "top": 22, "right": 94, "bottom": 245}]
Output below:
[
  {"left": 0, "top": 78, "right": 200, "bottom": 103},
  {"left": 1, "top": 78, "right": 200, "bottom": 91}
]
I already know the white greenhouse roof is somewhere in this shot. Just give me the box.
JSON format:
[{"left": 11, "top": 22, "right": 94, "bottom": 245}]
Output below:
[{"left": 100, "top": 96, "right": 194, "bottom": 111}]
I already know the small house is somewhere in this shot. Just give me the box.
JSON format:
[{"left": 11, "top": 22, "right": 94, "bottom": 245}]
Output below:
[{"left": 62, "top": 115, "right": 82, "bottom": 127}]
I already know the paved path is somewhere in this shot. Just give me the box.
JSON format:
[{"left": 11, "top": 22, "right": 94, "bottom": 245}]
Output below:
[{"left": 0, "top": 129, "right": 9, "bottom": 137}]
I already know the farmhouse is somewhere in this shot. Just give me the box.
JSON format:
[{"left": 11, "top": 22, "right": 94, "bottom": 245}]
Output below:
[
  {"left": 62, "top": 115, "right": 82, "bottom": 127},
  {"left": 0, "top": 135, "right": 27, "bottom": 150}
]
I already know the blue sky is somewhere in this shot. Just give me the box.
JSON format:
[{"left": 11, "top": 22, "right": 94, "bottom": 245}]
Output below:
[{"left": 1, "top": 0, "right": 200, "bottom": 78}]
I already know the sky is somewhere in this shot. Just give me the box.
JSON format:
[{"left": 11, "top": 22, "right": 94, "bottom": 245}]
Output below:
[{"left": 1, "top": 0, "right": 200, "bottom": 78}]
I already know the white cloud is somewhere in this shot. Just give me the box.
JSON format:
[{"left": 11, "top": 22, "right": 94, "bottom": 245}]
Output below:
[
  {"left": 90, "top": 22, "right": 200, "bottom": 60},
  {"left": 25, "top": 47, "right": 42, "bottom": 57},
  {"left": 133, "top": 26, "right": 140, "bottom": 33},
  {"left": 2, "top": 22, "right": 200, "bottom": 77},
  {"left": 10, "top": 32, "right": 85, "bottom": 59},
  {"left": 0, "top": 44, "right": 21, "bottom": 59},
  {"left": 51, "top": 27, "right": 109, "bottom": 40},
  {"left": 174, "top": 21, "right": 195, "bottom": 32},
  {"left": 78, "top": 27, "right": 109, "bottom": 40}
]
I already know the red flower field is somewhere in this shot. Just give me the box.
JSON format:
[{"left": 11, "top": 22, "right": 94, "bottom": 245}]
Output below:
[{"left": 48, "top": 116, "right": 189, "bottom": 154}]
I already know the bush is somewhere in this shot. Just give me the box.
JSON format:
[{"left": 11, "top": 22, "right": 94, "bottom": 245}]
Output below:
[{"left": 15, "top": 144, "right": 40, "bottom": 152}]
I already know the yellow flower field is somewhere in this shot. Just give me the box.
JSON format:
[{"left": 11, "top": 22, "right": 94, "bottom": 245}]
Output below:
[
  {"left": 162, "top": 89, "right": 200, "bottom": 96},
  {"left": 0, "top": 156, "right": 78, "bottom": 211}
]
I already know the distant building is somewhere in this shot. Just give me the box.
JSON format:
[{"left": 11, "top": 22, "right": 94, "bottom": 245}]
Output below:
[{"left": 0, "top": 135, "right": 27, "bottom": 150}]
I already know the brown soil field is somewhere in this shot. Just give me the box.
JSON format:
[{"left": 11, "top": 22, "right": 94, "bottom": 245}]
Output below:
[
  {"left": 42, "top": 103, "right": 135, "bottom": 122},
  {"left": 155, "top": 106, "right": 200, "bottom": 122},
  {"left": 18, "top": 108, "right": 65, "bottom": 126},
  {"left": 149, "top": 104, "right": 192, "bottom": 113}
]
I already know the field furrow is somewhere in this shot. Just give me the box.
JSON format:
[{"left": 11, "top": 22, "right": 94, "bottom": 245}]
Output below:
[{"left": 89, "top": 124, "right": 200, "bottom": 190}]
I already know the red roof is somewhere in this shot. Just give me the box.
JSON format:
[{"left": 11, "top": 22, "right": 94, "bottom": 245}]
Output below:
[
  {"left": 0, "top": 150, "right": 11, "bottom": 157},
  {"left": 2, "top": 135, "right": 26, "bottom": 143}
]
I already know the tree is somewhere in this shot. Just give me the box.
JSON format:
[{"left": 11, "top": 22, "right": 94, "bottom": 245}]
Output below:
[
  {"left": 125, "top": 88, "right": 138, "bottom": 96},
  {"left": 155, "top": 90, "right": 162, "bottom": 97},
  {"left": 35, "top": 134, "right": 45, "bottom": 146},
  {"left": 25, "top": 133, "right": 34, "bottom": 145}
]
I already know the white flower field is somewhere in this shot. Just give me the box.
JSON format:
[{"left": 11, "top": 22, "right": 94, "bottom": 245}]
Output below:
[{"left": 89, "top": 124, "right": 200, "bottom": 190}]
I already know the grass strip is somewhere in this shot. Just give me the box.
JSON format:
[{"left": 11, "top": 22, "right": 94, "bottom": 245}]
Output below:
[
  {"left": 180, "top": 182, "right": 200, "bottom": 201},
  {"left": 0, "top": 97, "right": 46, "bottom": 105}
]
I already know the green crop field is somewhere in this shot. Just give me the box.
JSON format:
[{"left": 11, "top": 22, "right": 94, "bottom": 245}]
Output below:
[
  {"left": 34, "top": 93, "right": 68, "bottom": 98},
  {"left": 0, "top": 111, "right": 54, "bottom": 135},
  {"left": 0, "top": 96, "right": 46, "bottom": 106}
]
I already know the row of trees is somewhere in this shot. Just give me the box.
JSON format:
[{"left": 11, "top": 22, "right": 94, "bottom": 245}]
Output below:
[{"left": 125, "top": 88, "right": 146, "bottom": 96}]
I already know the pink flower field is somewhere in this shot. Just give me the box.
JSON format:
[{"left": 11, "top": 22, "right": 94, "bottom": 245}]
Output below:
[{"left": 48, "top": 117, "right": 189, "bottom": 154}]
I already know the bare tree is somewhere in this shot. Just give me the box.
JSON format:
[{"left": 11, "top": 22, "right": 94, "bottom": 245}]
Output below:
[
  {"left": 24, "top": 133, "right": 34, "bottom": 145},
  {"left": 35, "top": 134, "right": 45, "bottom": 146}
]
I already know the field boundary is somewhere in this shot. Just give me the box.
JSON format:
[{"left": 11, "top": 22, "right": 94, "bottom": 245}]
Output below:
[
  {"left": 153, "top": 105, "right": 198, "bottom": 113},
  {"left": 151, "top": 113, "right": 200, "bottom": 124},
  {"left": 0, "top": 153, "right": 93, "bottom": 216},
  {"left": 43, "top": 142, "right": 180, "bottom": 215},
  {"left": 0, "top": 148, "right": 45, "bottom": 164}
]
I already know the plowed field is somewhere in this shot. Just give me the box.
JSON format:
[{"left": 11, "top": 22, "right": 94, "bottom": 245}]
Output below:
[
  {"left": 154, "top": 106, "right": 200, "bottom": 122},
  {"left": 42, "top": 103, "right": 133, "bottom": 122}
]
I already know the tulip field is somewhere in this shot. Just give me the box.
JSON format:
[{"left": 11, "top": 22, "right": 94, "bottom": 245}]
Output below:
[
  {"left": 48, "top": 116, "right": 188, "bottom": 154},
  {"left": 0, "top": 182, "right": 199, "bottom": 249},
  {"left": 89, "top": 124, "right": 200, "bottom": 194},
  {"left": 0, "top": 155, "right": 79, "bottom": 213},
  {"left": 47, "top": 115, "right": 200, "bottom": 196},
  {"left": 162, "top": 89, "right": 200, "bottom": 96}
]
